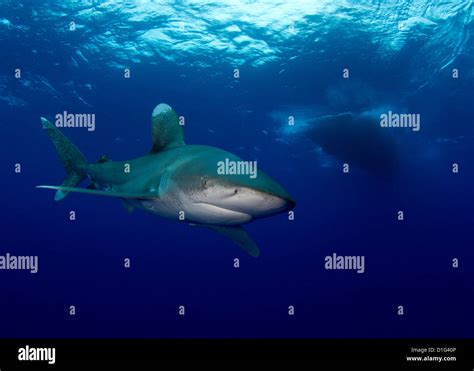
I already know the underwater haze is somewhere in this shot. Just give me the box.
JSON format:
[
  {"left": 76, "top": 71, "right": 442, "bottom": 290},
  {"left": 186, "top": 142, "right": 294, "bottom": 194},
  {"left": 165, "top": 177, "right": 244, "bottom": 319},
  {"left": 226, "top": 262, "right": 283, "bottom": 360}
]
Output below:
[{"left": 1, "top": 0, "right": 473, "bottom": 338}]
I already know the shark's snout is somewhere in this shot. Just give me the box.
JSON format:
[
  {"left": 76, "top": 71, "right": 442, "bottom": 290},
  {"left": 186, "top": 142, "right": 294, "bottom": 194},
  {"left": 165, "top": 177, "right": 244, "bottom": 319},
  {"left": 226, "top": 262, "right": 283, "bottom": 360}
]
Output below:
[{"left": 249, "top": 188, "right": 295, "bottom": 217}]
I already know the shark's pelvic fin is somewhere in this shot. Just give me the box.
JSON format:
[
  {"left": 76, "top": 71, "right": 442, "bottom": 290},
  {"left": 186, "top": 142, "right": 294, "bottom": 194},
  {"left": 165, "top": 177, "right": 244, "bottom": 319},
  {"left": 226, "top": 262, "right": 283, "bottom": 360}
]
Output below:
[
  {"left": 150, "top": 103, "right": 185, "bottom": 153},
  {"left": 41, "top": 117, "right": 88, "bottom": 201},
  {"left": 196, "top": 224, "right": 260, "bottom": 257},
  {"left": 36, "top": 185, "right": 157, "bottom": 199},
  {"left": 122, "top": 200, "right": 135, "bottom": 213}
]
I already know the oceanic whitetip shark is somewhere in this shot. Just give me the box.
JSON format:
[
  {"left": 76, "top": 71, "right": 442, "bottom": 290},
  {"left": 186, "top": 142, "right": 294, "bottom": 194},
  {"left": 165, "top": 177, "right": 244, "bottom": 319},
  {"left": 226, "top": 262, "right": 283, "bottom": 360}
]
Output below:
[{"left": 37, "top": 103, "right": 295, "bottom": 257}]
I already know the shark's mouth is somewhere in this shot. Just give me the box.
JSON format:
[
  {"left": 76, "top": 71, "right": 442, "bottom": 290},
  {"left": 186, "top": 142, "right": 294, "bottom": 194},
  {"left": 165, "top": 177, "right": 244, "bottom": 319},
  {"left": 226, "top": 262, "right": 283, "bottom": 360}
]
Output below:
[{"left": 191, "top": 202, "right": 253, "bottom": 225}]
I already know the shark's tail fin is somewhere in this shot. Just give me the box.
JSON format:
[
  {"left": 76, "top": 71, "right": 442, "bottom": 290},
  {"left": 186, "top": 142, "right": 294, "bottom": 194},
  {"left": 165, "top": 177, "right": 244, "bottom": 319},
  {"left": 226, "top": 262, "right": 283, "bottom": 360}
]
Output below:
[{"left": 40, "top": 117, "right": 88, "bottom": 201}]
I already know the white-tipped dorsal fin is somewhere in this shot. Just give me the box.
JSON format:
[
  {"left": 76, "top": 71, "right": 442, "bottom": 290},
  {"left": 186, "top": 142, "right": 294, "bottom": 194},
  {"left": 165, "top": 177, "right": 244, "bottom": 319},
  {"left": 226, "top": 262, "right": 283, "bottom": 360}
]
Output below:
[{"left": 150, "top": 103, "right": 185, "bottom": 153}]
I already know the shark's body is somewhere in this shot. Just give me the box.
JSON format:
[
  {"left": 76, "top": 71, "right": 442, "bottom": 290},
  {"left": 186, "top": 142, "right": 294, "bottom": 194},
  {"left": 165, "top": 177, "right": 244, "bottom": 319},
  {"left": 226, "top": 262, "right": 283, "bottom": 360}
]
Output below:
[{"left": 38, "top": 103, "right": 295, "bottom": 257}]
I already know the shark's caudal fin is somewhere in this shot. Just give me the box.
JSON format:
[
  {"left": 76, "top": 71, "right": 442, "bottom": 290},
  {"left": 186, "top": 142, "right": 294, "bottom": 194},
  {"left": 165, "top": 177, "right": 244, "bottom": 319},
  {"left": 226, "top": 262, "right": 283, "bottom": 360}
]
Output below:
[
  {"left": 40, "top": 117, "right": 88, "bottom": 201},
  {"left": 194, "top": 224, "right": 260, "bottom": 257}
]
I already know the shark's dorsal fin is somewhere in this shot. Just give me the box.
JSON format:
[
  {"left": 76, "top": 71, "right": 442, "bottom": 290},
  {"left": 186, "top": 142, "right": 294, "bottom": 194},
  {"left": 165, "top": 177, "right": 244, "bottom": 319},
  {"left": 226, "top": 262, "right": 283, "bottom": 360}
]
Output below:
[
  {"left": 150, "top": 103, "right": 185, "bottom": 153},
  {"left": 194, "top": 224, "right": 260, "bottom": 257}
]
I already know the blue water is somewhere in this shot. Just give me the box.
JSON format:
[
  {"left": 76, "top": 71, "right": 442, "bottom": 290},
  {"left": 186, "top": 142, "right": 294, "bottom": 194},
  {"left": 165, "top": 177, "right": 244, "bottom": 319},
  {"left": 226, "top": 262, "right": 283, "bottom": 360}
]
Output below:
[{"left": 1, "top": 0, "right": 473, "bottom": 338}]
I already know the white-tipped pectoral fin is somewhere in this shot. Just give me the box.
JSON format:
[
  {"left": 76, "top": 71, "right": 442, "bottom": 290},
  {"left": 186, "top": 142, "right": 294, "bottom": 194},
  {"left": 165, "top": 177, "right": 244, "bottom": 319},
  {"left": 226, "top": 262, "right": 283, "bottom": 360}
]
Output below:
[
  {"left": 193, "top": 224, "right": 260, "bottom": 258},
  {"left": 37, "top": 185, "right": 158, "bottom": 199}
]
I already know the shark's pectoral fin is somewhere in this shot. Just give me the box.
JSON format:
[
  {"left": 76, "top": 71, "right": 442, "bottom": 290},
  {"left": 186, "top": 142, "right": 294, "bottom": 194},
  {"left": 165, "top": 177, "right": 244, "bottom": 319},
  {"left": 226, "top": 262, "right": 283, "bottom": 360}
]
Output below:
[
  {"left": 36, "top": 185, "right": 157, "bottom": 200},
  {"left": 150, "top": 103, "right": 185, "bottom": 153},
  {"left": 196, "top": 224, "right": 260, "bottom": 258}
]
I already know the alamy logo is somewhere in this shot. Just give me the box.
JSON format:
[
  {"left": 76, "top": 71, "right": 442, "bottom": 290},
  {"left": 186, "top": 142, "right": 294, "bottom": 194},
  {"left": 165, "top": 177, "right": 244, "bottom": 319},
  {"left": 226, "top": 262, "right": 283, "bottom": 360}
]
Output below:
[
  {"left": 324, "top": 253, "right": 365, "bottom": 273},
  {"left": 18, "top": 345, "right": 55, "bottom": 365},
  {"left": 380, "top": 110, "right": 420, "bottom": 132},
  {"left": 217, "top": 158, "right": 258, "bottom": 179},
  {"left": 0, "top": 253, "right": 38, "bottom": 273},
  {"left": 55, "top": 111, "right": 96, "bottom": 131}
]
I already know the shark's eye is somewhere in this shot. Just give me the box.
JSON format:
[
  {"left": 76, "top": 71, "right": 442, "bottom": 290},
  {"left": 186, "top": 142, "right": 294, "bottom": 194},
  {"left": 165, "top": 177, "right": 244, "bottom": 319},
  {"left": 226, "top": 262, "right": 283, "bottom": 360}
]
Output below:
[{"left": 234, "top": 189, "right": 238, "bottom": 194}]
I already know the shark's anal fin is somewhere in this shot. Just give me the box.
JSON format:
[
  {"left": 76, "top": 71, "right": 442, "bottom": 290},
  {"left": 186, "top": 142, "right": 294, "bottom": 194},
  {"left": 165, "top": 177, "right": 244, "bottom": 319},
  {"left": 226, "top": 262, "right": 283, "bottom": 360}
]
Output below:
[
  {"left": 196, "top": 224, "right": 260, "bottom": 258},
  {"left": 36, "top": 185, "right": 157, "bottom": 200}
]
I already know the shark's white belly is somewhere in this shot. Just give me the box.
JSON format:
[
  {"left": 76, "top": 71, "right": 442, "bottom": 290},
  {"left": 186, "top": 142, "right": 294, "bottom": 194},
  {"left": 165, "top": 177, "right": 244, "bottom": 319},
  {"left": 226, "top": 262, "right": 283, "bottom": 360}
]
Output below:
[
  {"left": 132, "top": 197, "right": 252, "bottom": 225},
  {"left": 184, "top": 201, "right": 252, "bottom": 225}
]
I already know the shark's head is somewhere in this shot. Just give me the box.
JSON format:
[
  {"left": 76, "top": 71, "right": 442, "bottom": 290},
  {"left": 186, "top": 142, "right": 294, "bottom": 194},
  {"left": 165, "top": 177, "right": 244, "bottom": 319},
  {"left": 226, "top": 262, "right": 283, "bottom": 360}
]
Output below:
[
  {"left": 164, "top": 147, "right": 295, "bottom": 225},
  {"left": 192, "top": 172, "right": 295, "bottom": 218}
]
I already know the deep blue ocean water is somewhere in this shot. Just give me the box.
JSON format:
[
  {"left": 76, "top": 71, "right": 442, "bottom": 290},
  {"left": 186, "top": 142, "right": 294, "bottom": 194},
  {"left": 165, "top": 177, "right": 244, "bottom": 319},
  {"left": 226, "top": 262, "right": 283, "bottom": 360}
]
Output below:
[{"left": 1, "top": 0, "right": 473, "bottom": 338}]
